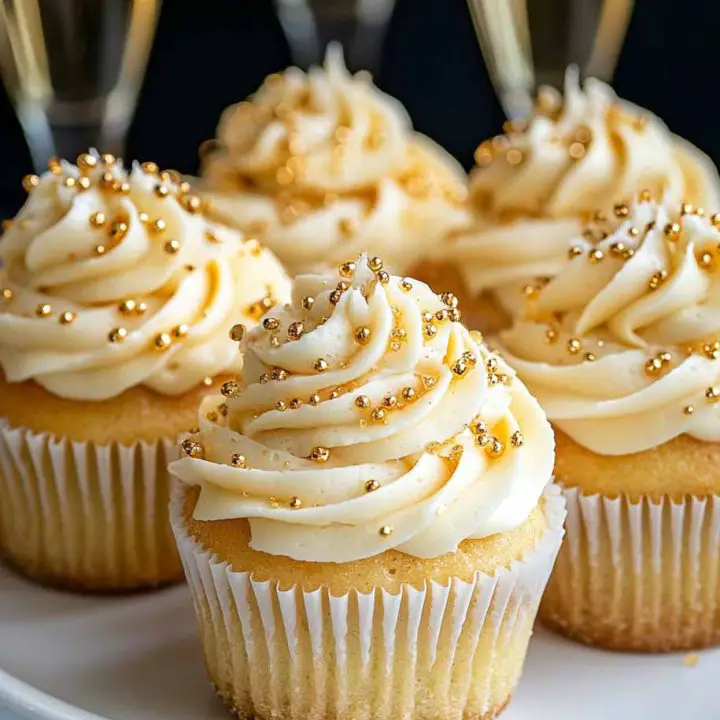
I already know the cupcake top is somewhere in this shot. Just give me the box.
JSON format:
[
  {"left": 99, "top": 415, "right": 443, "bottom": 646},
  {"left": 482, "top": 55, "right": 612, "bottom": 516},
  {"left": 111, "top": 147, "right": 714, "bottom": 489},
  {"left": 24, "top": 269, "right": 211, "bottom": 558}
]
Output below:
[
  {"left": 499, "top": 194, "right": 720, "bottom": 456},
  {"left": 0, "top": 152, "right": 291, "bottom": 401},
  {"left": 202, "top": 47, "right": 468, "bottom": 275},
  {"left": 170, "top": 254, "right": 554, "bottom": 563},
  {"left": 444, "top": 69, "right": 720, "bottom": 316}
]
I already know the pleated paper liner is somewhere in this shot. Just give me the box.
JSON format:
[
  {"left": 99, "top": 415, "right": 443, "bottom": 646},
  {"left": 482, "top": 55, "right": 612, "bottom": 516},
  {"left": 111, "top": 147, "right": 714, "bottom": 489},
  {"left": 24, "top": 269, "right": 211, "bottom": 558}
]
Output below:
[
  {"left": 540, "top": 486, "right": 720, "bottom": 652},
  {"left": 171, "top": 483, "right": 566, "bottom": 720},
  {"left": 0, "top": 419, "right": 182, "bottom": 591}
]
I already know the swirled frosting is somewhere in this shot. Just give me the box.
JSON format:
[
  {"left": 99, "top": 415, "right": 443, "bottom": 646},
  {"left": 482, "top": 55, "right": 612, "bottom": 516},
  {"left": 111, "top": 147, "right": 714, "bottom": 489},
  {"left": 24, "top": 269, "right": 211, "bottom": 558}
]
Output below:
[
  {"left": 202, "top": 46, "right": 469, "bottom": 276},
  {"left": 170, "top": 254, "right": 554, "bottom": 563},
  {"left": 0, "top": 152, "right": 291, "bottom": 401},
  {"left": 443, "top": 69, "right": 720, "bottom": 319},
  {"left": 499, "top": 194, "right": 720, "bottom": 456}
]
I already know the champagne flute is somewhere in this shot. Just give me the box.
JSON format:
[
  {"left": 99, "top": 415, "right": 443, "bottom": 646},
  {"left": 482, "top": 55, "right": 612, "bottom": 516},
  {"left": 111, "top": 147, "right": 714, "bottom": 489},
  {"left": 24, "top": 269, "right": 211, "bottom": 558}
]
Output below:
[
  {"left": 0, "top": 0, "right": 162, "bottom": 171},
  {"left": 467, "top": 0, "right": 635, "bottom": 119}
]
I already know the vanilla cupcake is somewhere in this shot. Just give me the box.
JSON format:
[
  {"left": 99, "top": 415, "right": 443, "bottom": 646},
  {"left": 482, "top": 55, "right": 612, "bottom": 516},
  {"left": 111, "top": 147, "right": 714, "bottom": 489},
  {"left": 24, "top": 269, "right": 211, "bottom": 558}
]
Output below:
[
  {"left": 201, "top": 46, "right": 469, "bottom": 277},
  {"left": 169, "top": 254, "right": 565, "bottom": 720},
  {"left": 417, "top": 69, "right": 720, "bottom": 334},
  {"left": 0, "top": 151, "right": 291, "bottom": 591},
  {"left": 498, "top": 193, "right": 720, "bottom": 651}
]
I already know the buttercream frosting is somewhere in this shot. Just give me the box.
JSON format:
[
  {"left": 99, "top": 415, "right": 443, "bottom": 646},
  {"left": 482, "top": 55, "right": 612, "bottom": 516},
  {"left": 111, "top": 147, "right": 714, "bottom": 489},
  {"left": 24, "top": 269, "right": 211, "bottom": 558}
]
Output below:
[
  {"left": 499, "top": 194, "right": 720, "bottom": 455},
  {"left": 202, "top": 46, "right": 469, "bottom": 276},
  {"left": 444, "top": 69, "right": 720, "bottom": 319},
  {"left": 0, "top": 152, "right": 291, "bottom": 401},
  {"left": 170, "top": 254, "right": 554, "bottom": 563}
]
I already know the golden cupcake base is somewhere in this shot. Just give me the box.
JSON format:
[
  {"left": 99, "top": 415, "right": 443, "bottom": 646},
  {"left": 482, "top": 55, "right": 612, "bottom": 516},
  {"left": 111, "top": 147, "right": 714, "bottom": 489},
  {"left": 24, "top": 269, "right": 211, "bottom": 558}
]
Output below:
[{"left": 171, "top": 483, "right": 565, "bottom": 720}]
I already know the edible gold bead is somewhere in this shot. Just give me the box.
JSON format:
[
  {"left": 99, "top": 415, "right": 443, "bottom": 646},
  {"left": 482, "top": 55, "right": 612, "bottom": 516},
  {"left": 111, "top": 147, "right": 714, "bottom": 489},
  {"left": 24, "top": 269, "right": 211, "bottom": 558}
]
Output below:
[
  {"left": 545, "top": 328, "right": 558, "bottom": 344},
  {"left": 172, "top": 323, "right": 189, "bottom": 338},
  {"left": 368, "top": 256, "right": 384, "bottom": 271},
  {"left": 440, "top": 292, "right": 459, "bottom": 308},
  {"left": 377, "top": 271, "right": 390, "bottom": 284},
  {"left": 136, "top": 302, "right": 148, "bottom": 315},
  {"left": 684, "top": 405, "right": 695, "bottom": 415},
  {"left": 471, "top": 419, "right": 488, "bottom": 436},
  {"left": 314, "top": 358, "right": 328, "bottom": 372},
  {"left": 202, "top": 376, "right": 213, "bottom": 387},
  {"left": 452, "top": 359, "right": 468, "bottom": 376},
  {"left": 154, "top": 332, "right": 172, "bottom": 351},
  {"left": 583, "top": 352, "right": 596, "bottom": 362},
  {"left": 138, "top": 212, "right": 149, "bottom": 223},
  {"left": 567, "top": 338, "right": 581, "bottom": 354},
  {"left": 588, "top": 249, "right": 604, "bottom": 264},
  {"left": 77, "top": 153, "right": 97, "bottom": 171},
  {"left": 329, "top": 289, "right": 343, "bottom": 304},
  {"left": 94, "top": 244, "right": 107, "bottom": 256},
  {"left": 699, "top": 252, "right": 714, "bottom": 269},
  {"left": 424, "top": 323, "right": 437, "bottom": 339},
  {"left": 221, "top": 380, "right": 240, "bottom": 397},
  {"left": 382, "top": 395, "right": 398, "bottom": 409},
  {"left": 1, "top": 288, "right": 13, "bottom": 302},
  {"left": 154, "top": 184, "right": 170, "bottom": 198},
  {"left": 371, "top": 407, "right": 387, "bottom": 423},
  {"left": 76, "top": 176, "right": 91, "bottom": 191},
  {"left": 164, "top": 239, "right": 181, "bottom": 254},
  {"left": 263, "top": 317, "right": 280, "bottom": 331},
  {"left": 108, "top": 327, "right": 127, "bottom": 343},
  {"left": 271, "top": 368, "right": 288, "bottom": 381},
  {"left": 309, "top": 394, "right": 321, "bottom": 405},
  {"left": 182, "top": 195, "right": 202, "bottom": 214},
  {"left": 151, "top": 218, "right": 166, "bottom": 234},
  {"left": 448, "top": 308, "right": 461, "bottom": 322},
  {"left": 231, "top": 453, "right": 247, "bottom": 468},
  {"left": 510, "top": 431, "right": 524, "bottom": 448},
  {"left": 289, "top": 496, "right": 302, "bottom": 509},
  {"left": 355, "top": 326, "right": 371, "bottom": 344},
  {"left": 664, "top": 222, "right": 681, "bottom": 240},
  {"left": 400, "top": 278, "right": 413, "bottom": 292},
  {"left": 681, "top": 203, "right": 695, "bottom": 216},
  {"left": 275, "top": 401, "right": 287, "bottom": 411},
  {"left": 568, "top": 142, "right": 586, "bottom": 160},
  {"left": 301, "top": 296, "right": 314, "bottom": 310},
  {"left": 63, "top": 177, "right": 77, "bottom": 188},
  {"left": 485, "top": 438, "right": 505, "bottom": 458},
  {"left": 229, "top": 324, "right": 246, "bottom": 341},
  {"left": 613, "top": 203, "right": 629, "bottom": 218},
  {"left": 401, "top": 387, "right": 416, "bottom": 403},
  {"left": 100, "top": 153, "right": 116, "bottom": 166},
  {"left": 435, "top": 309, "right": 449, "bottom": 322},
  {"left": 648, "top": 270, "right": 668, "bottom": 291},
  {"left": 59, "top": 311, "right": 76, "bottom": 325},
  {"left": 379, "top": 525, "right": 393, "bottom": 537},
  {"left": 35, "top": 303, "right": 51, "bottom": 318},
  {"left": 355, "top": 395, "right": 371, "bottom": 408},
  {"left": 365, "top": 479, "right": 380, "bottom": 492},
  {"left": 309, "top": 446, "right": 330, "bottom": 463},
  {"left": 89, "top": 211, "right": 106, "bottom": 228},
  {"left": 338, "top": 261, "right": 356, "bottom": 277},
  {"left": 289, "top": 398, "right": 303, "bottom": 409},
  {"left": 706, "top": 387, "right": 720, "bottom": 402},
  {"left": 181, "top": 439, "right": 204, "bottom": 459},
  {"left": 568, "top": 245, "right": 583, "bottom": 259}
]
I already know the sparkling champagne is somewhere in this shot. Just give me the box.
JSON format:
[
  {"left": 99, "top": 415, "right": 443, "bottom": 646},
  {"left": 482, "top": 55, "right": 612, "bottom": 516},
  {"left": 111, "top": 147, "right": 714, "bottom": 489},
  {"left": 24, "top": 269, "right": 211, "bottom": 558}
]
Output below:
[{"left": 0, "top": 0, "right": 161, "bottom": 170}]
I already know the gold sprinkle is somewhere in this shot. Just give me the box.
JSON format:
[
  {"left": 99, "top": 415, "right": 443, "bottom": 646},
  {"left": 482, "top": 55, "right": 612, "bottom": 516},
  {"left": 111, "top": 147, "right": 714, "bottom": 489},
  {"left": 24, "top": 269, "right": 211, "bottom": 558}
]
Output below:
[
  {"left": 568, "top": 245, "right": 583, "bottom": 259},
  {"left": 309, "top": 394, "right": 321, "bottom": 405},
  {"left": 329, "top": 289, "right": 343, "bottom": 304},
  {"left": 355, "top": 326, "right": 371, "bottom": 344},
  {"left": 371, "top": 407, "right": 387, "bottom": 423},
  {"left": 263, "top": 317, "right": 280, "bottom": 331},
  {"left": 309, "top": 446, "right": 330, "bottom": 463},
  {"left": 355, "top": 395, "right": 371, "bottom": 409},
  {"left": 664, "top": 222, "right": 682, "bottom": 240},
  {"left": 485, "top": 438, "right": 505, "bottom": 458},
  {"left": 108, "top": 327, "right": 128, "bottom": 343},
  {"left": 221, "top": 380, "right": 240, "bottom": 397},
  {"left": 89, "top": 211, "right": 106, "bottom": 228},
  {"left": 151, "top": 218, "right": 166, "bottom": 234},
  {"left": 231, "top": 453, "right": 247, "bottom": 468},
  {"left": 94, "top": 244, "right": 107, "bottom": 256},
  {"left": 270, "top": 336, "right": 280, "bottom": 348},
  {"left": 568, "top": 142, "right": 586, "bottom": 160},
  {"left": 422, "top": 375, "right": 437, "bottom": 389},
  {"left": 583, "top": 352, "right": 597, "bottom": 362},
  {"left": 377, "top": 270, "right": 390, "bottom": 284},
  {"left": 138, "top": 212, "right": 150, "bottom": 223},
  {"left": 154, "top": 332, "right": 172, "bottom": 351},
  {"left": 424, "top": 323, "right": 437, "bottom": 339},
  {"left": 545, "top": 328, "right": 558, "bottom": 344},
  {"left": 706, "top": 387, "right": 719, "bottom": 402},
  {"left": 271, "top": 368, "right": 288, "bottom": 381},
  {"left": 154, "top": 184, "right": 170, "bottom": 198},
  {"left": 614, "top": 203, "right": 629, "bottom": 218},
  {"left": 164, "top": 239, "right": 181, "bottom": 254},
  {"left": 289, "top": 496, "right": 302, "bottom": 509},
  {"left": 402, "top": 387, "right": 417, "bottom": 403},
  {"left": 365, "top": 479, "right": 380, "bottom": 492},
  {"left": 206, "top": 411, "right": 218, "bottom": 423},
  {"left": 229, "top": 324, "right": 246, "bottom": 341},
  {"left": 440, "top": 292, "right": 459, "bottom": 308},
  {"left": 699, "top": 252, "right": 714, "bottom": 269},
  {"left": 648, "top": 270, "right": 668, "bottom": 291},
  {"left": 1, "top": 288, "right": 13, "bottom": 302},
  {"left": 338, "top": 261, "right": 356, "bottom": 277},
  {"left": 506, "top": 148, "right": 524, "bottom": 165},
  {"left": 314, "top": 358, "right": 329, "bottom": 372},
  {"left": 368, "top": 256, "right": 384, "bottom": 272},
  {"left": 684, "top": 405, "right": 695, "bottom": 415},
  {"left": 219, "top": 403, "right": 228, "bottom": 416},
  {"left": 382, "top": 395, "right": 398, "bottom": 409},
  {"left": 275, "top": 401, "right": 287, "bottom": 412},
  {"left": 287, "top": 321, "right": 304, "bottom": 341},
  {"left": 567, "top": 338, "right": 581, "bottom": 354},
  {"left": 22, "top": 173, "right": 40, "bottom": 192},
  {"left": 76, "top": 176, "right": 91, "bottom": 191},
  {"left": 136, "top": 302, "right": 148, "bottom": 315},
  {"left": 63, "top": 177, "right": 77, "bottom": 188},
  {"left": 35, "top": 303, "right": 52, "bottom": 318},
  {"left": 301, "top": 296, "right": 314, "bottom": 311},
  {"left": 703, "top": 342, "right": 720, "bottom": 360},
  {"left": 182, "top": 195, "right": 202, "bottom": 214},
  {"left": 181, "top": 439, "right": 204, "bottom": 459},
  {"left": 510, "top": 431, "right": 524, "bottom": 448},
  {"left": 400, "top": 278, "right": 413, "bottom": 292},
  {"left": 435, "top": 309, "right": 450, "bottom": 322},
  {"left": 452, "top": 359, "right": 468, "bottom": 376},
  {"left": 379, "top": 525, "right": 393, "bottom": 537},
  {"left": 59, "top": 311, "right": 76, "bottom": 325},
  {"left": 202, "top": 376, "right": 213, "bottom": 387},
  {"left": 172, "top": 323, "right": 189, "bottom": 339},
  {"left": 588, "top": 249, "right": 604, "bottom": 264},
  {"left": 681, "top": 203, "right": 695, "bottom": 216}
]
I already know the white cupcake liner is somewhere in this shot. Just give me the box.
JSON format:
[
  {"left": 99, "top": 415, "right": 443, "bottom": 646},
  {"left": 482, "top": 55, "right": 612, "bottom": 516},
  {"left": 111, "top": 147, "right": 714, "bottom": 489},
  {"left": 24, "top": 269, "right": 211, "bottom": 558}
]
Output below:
[
  {"left": 0, "top": 419, "right": 181, "bottom": 590},
  {"left": 541, "top": 486, "right": 720, "bottom": 651},
  {"left": 170, "top": 483, "right": 565, "bottom": 720}
]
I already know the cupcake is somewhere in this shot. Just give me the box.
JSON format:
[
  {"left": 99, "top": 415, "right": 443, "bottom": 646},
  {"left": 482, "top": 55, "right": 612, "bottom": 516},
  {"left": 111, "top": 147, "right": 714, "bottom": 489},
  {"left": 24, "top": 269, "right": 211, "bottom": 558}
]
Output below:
[
  {"left": 0, "top": 151, "right": 291, "bottom": 591},
  {"left": 416, "top": 68, "right": 720, "bottom": 334},
  {"left": 201, "top": 46, "right": 469, "bottom": 277},
  {"left": 169, "top": 254, "right": 565, "bottom": 719},
  {"left": 498, "top": 193, "right": 720, "bottom": 651}
]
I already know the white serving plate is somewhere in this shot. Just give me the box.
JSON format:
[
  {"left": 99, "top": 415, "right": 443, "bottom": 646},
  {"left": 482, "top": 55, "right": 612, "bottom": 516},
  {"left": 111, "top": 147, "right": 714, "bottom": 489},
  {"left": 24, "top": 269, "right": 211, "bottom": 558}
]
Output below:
[{"left": 0, "top": 562, "right": 717, "bottom": 720}]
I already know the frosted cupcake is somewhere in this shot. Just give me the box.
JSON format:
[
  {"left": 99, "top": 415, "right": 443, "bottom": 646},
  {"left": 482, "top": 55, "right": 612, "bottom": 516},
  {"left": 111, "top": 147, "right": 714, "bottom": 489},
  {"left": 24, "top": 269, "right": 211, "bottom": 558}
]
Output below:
[
  {"left": 0, "top": 151, "right": 291, "bottom": 591},
  {"left": 417, "top": 69, "right": 720, "bottom": 333},
  {"left": 201, "top": 46, "right": 469, "bottom": 276},
  {"left": 498, "top": 193, "right": 720, "bottom": 651},
  {"left": 169, "top": 254, "right": 565, "bottom": 720}
]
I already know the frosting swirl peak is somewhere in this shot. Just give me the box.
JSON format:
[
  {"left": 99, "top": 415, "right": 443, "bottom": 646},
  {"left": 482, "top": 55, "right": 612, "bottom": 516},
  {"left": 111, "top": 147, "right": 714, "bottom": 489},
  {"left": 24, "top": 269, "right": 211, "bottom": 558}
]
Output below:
[
  {"left": 0, "top": 152, "right": 291, "bottom": 401},
  {"left": 170, "top": 255, "right": 554, "bottom": 563}
]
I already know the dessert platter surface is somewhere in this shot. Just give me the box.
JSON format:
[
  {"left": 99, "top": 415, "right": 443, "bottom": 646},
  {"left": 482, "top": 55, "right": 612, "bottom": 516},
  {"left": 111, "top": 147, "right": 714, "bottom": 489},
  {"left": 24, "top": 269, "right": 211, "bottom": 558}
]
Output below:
[{"left": 0, "top": 563, "right": 717, "bottom": 720}]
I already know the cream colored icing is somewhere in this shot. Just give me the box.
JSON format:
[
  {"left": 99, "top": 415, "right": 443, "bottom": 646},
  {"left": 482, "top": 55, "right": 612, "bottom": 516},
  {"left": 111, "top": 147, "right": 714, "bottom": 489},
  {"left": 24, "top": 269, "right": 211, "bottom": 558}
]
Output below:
[
  {"left": 444, "top": 69, "right": 720, "bottom": 318},
  {"left": 170, "top": 254, "right": 554, "bottom": 563},
  {"left": 202, "top": 46, "right": 469, "bottom": 276},
  {"left": 499, "top": 196, "right": 720, "bottom": 455},
  {"left": 0, "top": 152, "right": 291, "bottom": 401}
]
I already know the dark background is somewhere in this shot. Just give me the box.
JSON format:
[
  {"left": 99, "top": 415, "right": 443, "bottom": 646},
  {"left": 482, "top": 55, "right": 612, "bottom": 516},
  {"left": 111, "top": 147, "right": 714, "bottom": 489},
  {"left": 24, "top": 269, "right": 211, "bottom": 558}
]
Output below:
[{"left": 0, "top": 0, "right": 716, "bottom": 217}]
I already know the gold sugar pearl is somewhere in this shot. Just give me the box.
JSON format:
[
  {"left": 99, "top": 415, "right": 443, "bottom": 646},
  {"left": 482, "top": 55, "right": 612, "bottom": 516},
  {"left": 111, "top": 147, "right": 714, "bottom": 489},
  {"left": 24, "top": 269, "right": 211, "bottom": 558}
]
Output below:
[
  {"left": 471, "top": 419, "right": 488, "bottom": 436},
  {"left": 648, "top": 270, "right": 668, "bottom": 291},
  {"left": 63, "top": 177, "right": 77, "bottom": 188},
  {"left": 703, "top": 342, "right": 720, "bottom": 360},
  {"left": 382, "top": 395, "right": 398, "bottom": 409},
  {"left": 94, "top": 244, "right": 107, "bottom": 256},
  {"left": 684, "top": 405, "right": 695, "bottom": 415},
  {"left": 440, "top": 292, "right": 459, "bottom": 308},
  {"left": 329, "top": 289, "right": 343, "bottom": 304},
  {"left": 706, "top": 387, "right": 719, "bottom": 402},
  {"left": 377, "top": 271, "right": 390, "bottom": 284},
  {"left": 309, "top": 394, "right": 321, "bottom": 405},
  {"left": 289, "top": 398, "right": 303, "bottom": 409},
  {"left": 588, "top": 249, "right": 604, "bottom": 264},
  {"left": 151, "top": 219, "right": 166, "bottom": 234},
  {"left": 259, "top": 373, "right": 269, "bottom": 384},
  {"left": 448, "top": 308, "right": 461, "bottom": 322},
  {"left": 231, "top": 453, "right": 247, "bottom": 468},
  {"left": 109, "top": 221, "right": 128, "bottom": 239},
  {"left": 2, "top": 288, "right": 13, "bottom": 302},
  {"left": 681, "top": 203, "right": 695, "bottom": 216},
  {"left": 614, "top": 203, "right": 629, "bottom": 218},
  {"left": 510, "top": 431, "right": 524, "bottom": 448},
  {"left": 59, "top": 311, "right": 76, "bottom": 325},
  {"left": 452, "top": 359, "right": 468, "bottom": 376},
  {"left": 286, "top": 321, "right": 304, "bottom": 341},
  {"left": 379, "top": 525, "right": 393, "bottom": 537},
  {"left": 355, "top": 326, "right": 371, "bottom": 344},
  {"left": 219, "top": 403, "right": 228, "bottom": 416},
  {"left": 435, "top": 309, "right": 450, "bottom": 322},
  {"left": 309, "top": 446, "right": 330, "bottom": 463},
  {"left": 568, "top": 245, "right": 583, "bottom": 259},
  {"left": 182, "top": 195, "right": 202, "bottom": 214},
  {"left": 172, "top": 324, "right": 189, "bottom": 339},
  {"left": 368, "top": 256, "right": 384, "bottom": 271},
  {"left": 100, "top": 153, "right": 116, "bottom": 166},
  {"left": 263, "top": 317, "right": 280, "bottom": 331},
  {"left": 221, "top": 380, "right": 240, "bottom": 397},
  {"left": 301, "top": 296, "right": 315, "bottom": 311},
  {"left": 271, "top": 368, "right": 288, "bottom": 380},
  {"left": 206, "top": 411, "right": 219, "bottom": 423},
  {"left": 422, "top": 311, "right": 434, "bottom": 322},
  {"left": 424, "top": 323, "right": 437, "bottom": 339},
  {"left": 77, "top": 153, "right": 98, "bottom": 171},
  {"left": 154, "top": 332, "right": 172, "bottom": 351},
  {"left": 108, "top": 327, "right": 127, "bottom": 343},
  {"left": 583, "top": 352, "right": 596, "bottom": 362},
  {"left": 77, "top": 176, "right": 91, "bottom": 191},
  {"left": 100, "top": 171, "right": 115, "bottom": 188},
  {"left": 400, "top": 279, "right": 413, "bottom": 292},
  {"left": 164, "top": 239, "right": 181, "bottom": 254},
  {"left": 485, "top": 438, "right": 505, "bottom": 458},
  {"left": 545, "top": 328, "right": 558, "bottom": 344},
  {"left": 401, "top": 387, "right": 416, "bottom": 403},
  {"left": 276, "top": 401, "right": 287, "bottom": 411},
  {"left": 181, "top": 439, "right": 205, "bottom": 459},
  {"left": 89, "top": 211, "right": 106, "bottom": 228},
  {"left": 338, "top": 261, "right": 356, "bottom": 277},
  {"left": 355, "top": 395, "right": 371, "bottom": 409},
  {"left": 567, "top": 338, "right": 582, "bottom": 354},
  {"left": 154, "top": 184, "right": 170, "bottom": 198},
  {"left": 289, "top": 496, "right": 302, "bottom": 509},
  {"left": 229, "top": 324, "right": 246, "bottom": 341},
  {"left": 202, "top": 376, "right": 213, "bottom": 387},
  {"left": 665, "top": 222, "right": 681, "bottom": 240},
  {"left": 506, "top": 148, "right": 524, "bottom": 165},
  {"left": 568, "top": 142, "right": 586, "bottom": 160},
  {"left": 136, "top": 302, "right": 148, "bottom": 315},
  {"left": 138, "top": 212, "right": 150, "bottom": 223},
  {"left": 314, "top": 358, "right": 329, "bottom": 372},
  {"left": 699, "top": 252, "right": 714, "bottom": 269},
  {"left": 365, "top": 479, "right": 380, "bottom": 492},
  {"left": 35, "top": 303, "right": 52, "bottom": 318},
  {"left": 371, "top": 407, "right": 387, "bottom": 423},
  {"left": 270, "top": 336, "right": 280, "bottom": 350}
]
